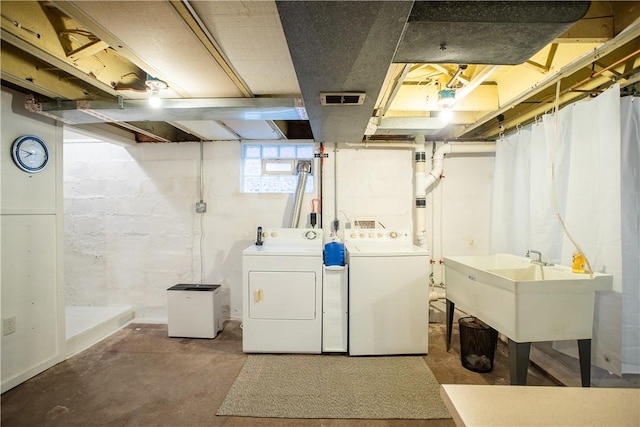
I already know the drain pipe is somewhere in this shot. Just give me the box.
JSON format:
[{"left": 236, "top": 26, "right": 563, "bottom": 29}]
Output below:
[
  {"left": 414, "top": 141, "right": 496, "bottom": 247},
  {"left": 290, "top": 160, "right": 312, "bottom": 228},
  {"left": 414, "top": 135, "right": 429, "bottom": 248}
]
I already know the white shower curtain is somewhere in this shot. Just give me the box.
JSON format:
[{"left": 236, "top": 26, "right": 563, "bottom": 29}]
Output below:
[
  {"left": 621, "top": 95, "right": 640, "bottom": 374},
  {"left": 490, "top": 110, "right": 576, "bottom": 261},
  {"left": 490, "top": 128, "right": 532, "bottom": 255},
  {"left": 490, "top": 84, "right": 636, "bottom": 374}
]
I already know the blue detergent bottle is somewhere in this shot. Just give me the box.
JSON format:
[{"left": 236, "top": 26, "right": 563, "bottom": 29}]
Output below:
[{"left": 324, "top": 240, "right": 345, "bottom": 266}]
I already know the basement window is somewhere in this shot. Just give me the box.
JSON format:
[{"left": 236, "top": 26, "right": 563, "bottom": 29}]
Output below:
[{"left": 242, "top": 143, "right": 315, "bottom": 193}]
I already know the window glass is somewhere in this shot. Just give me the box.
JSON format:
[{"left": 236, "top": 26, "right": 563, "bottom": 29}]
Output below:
[
  {"left": 264, "top": 160, "right": 294, "bottom": 173},
  {"left": 261, "top": 176, "right": 279, "bottom": 193},
  {"left": 279, "top": 176, "right": 297, "bottom": 193},
  {"left": 243, "top": 159, "right": 262, "bottom": 176},
  {"left": 262, "top": 145, "right": 279, "bottom": 158},
  {"left": 244, "top": 176, "right": 262, "bottom": 193},
  {"left": 279, "top": 145, "right": 297, "bottom": 159},
  {"left": 241, "top": 143, "right": 315, "bottom": 193},
  {"left": 244, "top": 145, "right": 261, "bottom": 158},
  {"left": 297, "top": 145, "right": 314, "bottom": 158}
]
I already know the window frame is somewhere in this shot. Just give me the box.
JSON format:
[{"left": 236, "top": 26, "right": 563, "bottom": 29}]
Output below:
[{"left": 241, "top": 142, "right": 315, "bottom": 194}]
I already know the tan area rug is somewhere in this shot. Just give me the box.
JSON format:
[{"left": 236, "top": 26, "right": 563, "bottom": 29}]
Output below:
[{"left": 217, "top": 354, "right": 452, "bottom": 419}]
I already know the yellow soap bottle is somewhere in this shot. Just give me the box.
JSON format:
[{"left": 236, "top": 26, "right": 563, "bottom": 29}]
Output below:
[{"left": 572, "top": 251, "right": 586, "bottom": 273}]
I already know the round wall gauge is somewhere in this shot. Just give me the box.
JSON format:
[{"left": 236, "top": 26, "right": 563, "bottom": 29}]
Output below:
[{"left": 11, "top": 135, "right": 49, "bottom": 173}]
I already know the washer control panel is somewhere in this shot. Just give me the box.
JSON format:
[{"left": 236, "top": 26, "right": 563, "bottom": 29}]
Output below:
[{"left": 343, "top": 228, "right": 410, "bottom": 243}]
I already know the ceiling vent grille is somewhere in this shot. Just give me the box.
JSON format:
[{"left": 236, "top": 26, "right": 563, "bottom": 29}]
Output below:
[{"left": 320, "top": 92, "right": 366, "bottom": 106}]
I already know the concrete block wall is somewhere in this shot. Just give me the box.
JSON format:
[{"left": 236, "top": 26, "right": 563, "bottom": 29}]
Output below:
[
  {"left": 64, "top": 138, "right": 495, "bottom": 322},
  {"left": 65, "top": 142, "right": 198, "bottom": 319},
  {"left": 321, "top": 143, "right": 495, "bottom": 286},
  {"left": 428, "top": 150, "right": 495, "bottom": 284},
  {"left": 332, "top": 147, "right": 414, "bottom": 229},
  {"left": 64, "top": 139, "right": 318, "bottom": 321}
]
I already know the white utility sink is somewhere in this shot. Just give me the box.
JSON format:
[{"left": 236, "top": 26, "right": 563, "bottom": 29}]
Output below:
[
  {"left": 444, "top": 253, "right": 612, "bottom": 342},
  {"left": 444, "top": 253, "right": 613, "bottom": 386}
]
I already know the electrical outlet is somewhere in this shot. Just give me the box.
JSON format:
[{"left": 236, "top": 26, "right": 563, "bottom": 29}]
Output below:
[
  {"left": 195, "top": 201, "right": 207, "bottom": 213},
  {"left": 3, "top": 316, "right": 16, "bottom": 336}
]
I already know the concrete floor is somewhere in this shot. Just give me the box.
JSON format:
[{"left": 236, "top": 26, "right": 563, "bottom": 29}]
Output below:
[{"left": 1, "top": 321, "right": 559, "bottom": 426}]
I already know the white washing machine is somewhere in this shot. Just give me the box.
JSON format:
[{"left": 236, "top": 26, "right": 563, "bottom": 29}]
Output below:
[
  {"left": 242, "top": 227, "right": 323, "bottom": 353},
  {"left": 345, "top": 229, "right": 430, "bottom": 356}
]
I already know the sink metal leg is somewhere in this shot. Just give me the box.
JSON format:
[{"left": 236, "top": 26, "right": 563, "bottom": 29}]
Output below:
[
  {"left": 577, "top": 339, "right": 591, "bottom": 387},
  {"left": 508, "top": 339, "right": 531, "bottom": 385},
  {"left": 446, "top": 299, "right": 455, "bottom": 352}
]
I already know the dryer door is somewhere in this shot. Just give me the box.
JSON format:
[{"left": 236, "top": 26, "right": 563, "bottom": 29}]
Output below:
[{"left": 248, "top": 271, "right": 316, "bottom": 320}]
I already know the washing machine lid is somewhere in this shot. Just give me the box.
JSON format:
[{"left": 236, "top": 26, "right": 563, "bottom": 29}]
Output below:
[
  {"left": 243, "top": 245, "right": 322, "bottom": 257},
  {"left": 346, "top": 243, "right": 429, "bottom": 257}
]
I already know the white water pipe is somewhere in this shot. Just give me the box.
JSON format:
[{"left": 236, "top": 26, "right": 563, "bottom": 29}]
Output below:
[
  {"left": 414, "top": 136, "right": 428, "bottom": 248},
  {"left": 339, "top": 138, "right": 496, "bottom": 250},
  {"left": 417, "top": 142, "right": 496, "bottom": 196},
  {"left": 414, "top": 142, "right": 496, "bottom": 248},
  {"left": 345, "top": 142, "right": 421, "bottom": 149}
]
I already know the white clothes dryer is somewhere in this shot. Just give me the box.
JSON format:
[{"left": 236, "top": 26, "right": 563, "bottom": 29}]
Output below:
[
  {"left": 242, "top": 228, "right": 323, "bottom": 353},
  {"left": 345, "top": 229, "right": 430, "bottom": 356}
]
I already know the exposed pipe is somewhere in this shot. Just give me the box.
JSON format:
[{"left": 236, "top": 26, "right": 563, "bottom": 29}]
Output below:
[
  {"left": 318, "top": 143, "right": 324, "bottom": 229},
  {"left": 454, "top": 65, "right": 499, "bottom": 102},
  {"left": 340, "top": 139, "right": 496, "bottom": 250},
  {"left": 198, "top": 140, "right": 205, "bottom": 284},
  {"left": 420, "top": 143, "right": 497, "bottom": 195},
  {"left": 414, "top": 135, "right": 428, "bottom": 248},
  {"left": 333, "top": 144, "right": 339, "bottom": 233},
  {"left": 446, "top": 64, "right": 467, "bottom": 88},
  {"left": 345, "top": 142, "right": 422, "bottom": 148},
  {"left": 290, "top": 160, "right": 312, "bottom": 228},
  {"left": 414, "top": 142, "right": 496, "bottom": 248}
]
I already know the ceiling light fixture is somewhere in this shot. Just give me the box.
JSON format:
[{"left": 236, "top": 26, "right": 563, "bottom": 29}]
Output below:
[
  {"left": 439, "top": 109, "right": 453, "bottom": 123},
  {"left": 437, "top": 88, "right": 456, "bottom": 109},
  {"left": 145, "top": 76, "right": 168, "bottom": 108}
]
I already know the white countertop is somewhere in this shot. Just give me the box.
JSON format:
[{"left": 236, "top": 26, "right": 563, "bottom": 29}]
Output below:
[{"left": 440, "top": 384, "right": 640, "bottom": 427}]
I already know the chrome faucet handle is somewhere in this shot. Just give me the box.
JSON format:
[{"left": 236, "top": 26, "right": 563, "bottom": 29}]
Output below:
[
  {"left": 527, "top": 249, "right": 543, "bottom": 262},
  {"left": 526, "top": 249, "right": 553, "bottom": 266}
]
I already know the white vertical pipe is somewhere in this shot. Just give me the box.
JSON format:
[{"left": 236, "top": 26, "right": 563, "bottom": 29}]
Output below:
[
  {"left": 414, "top": 142, "right": 496, "bottom": 248},
  {"left": 414, "top": 135, "right": 428, "bottom": 248}
]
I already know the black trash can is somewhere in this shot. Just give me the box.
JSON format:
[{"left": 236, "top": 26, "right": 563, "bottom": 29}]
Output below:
[{"left": 458, "top": 316, "right": 499, "bottom": 373}]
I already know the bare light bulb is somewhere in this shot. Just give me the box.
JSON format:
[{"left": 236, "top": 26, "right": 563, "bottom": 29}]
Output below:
[
  {"left": 440, "top": 109, "right": 453, "bottom": 123},
  {"left": 148, "top": 89, "right": 162, "bottom": 108}
]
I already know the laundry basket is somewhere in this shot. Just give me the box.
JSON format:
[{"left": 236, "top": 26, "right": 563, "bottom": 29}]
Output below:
[{"left": 458, "top": 316, "right": 498, "bottom": 373}]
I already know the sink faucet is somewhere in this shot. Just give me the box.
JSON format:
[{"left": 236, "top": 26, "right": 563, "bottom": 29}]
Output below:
[{"left": 526, "top": 249, "right": 554, "bottom": 266}]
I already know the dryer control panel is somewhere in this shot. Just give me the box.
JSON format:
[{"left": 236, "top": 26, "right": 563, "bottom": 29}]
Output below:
[{"left": 256, "top": 227, "right": 323, "bottom": 247}]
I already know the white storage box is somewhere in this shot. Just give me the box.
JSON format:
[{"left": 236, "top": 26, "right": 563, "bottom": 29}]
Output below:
[{"left": 167, "top": 284, "right": 222, "bottom": 338}]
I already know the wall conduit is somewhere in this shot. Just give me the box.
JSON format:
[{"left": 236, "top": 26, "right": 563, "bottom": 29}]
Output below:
[{"left": 414, "top": 140, "right": 496, "bottom": 248}]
